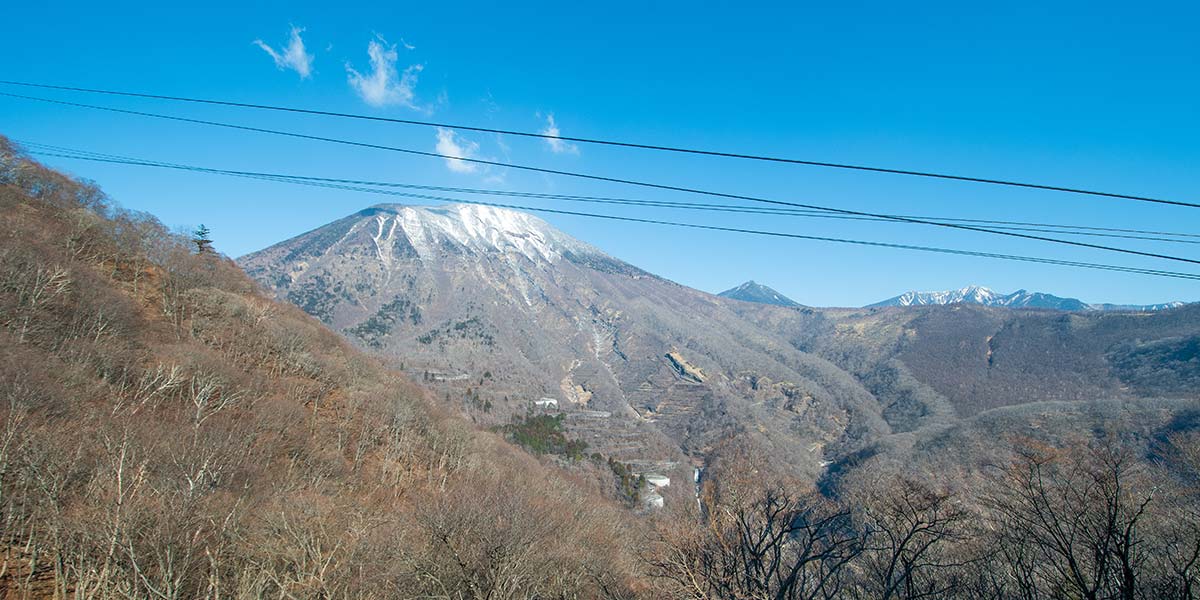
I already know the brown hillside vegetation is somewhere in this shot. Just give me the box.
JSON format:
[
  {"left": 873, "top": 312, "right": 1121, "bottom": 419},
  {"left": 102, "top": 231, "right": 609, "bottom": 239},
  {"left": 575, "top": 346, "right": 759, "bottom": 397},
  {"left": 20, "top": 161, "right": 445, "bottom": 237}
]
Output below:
[
  {"left": 0, "top": 138, "right": 640, "bottom": 598},
  {"left": 650, "top": 431, "right": 1200, "bottom": 600}
]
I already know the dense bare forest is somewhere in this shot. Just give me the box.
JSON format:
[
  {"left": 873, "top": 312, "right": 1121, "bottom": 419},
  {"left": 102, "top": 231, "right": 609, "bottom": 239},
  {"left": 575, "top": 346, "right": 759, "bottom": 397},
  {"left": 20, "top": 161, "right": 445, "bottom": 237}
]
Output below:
[
  {"left": 0, "top": 138, "right": 639, "bottom": 598},
  {"left": 2, "top": 137, "right": 1198, "bottom": 599}
]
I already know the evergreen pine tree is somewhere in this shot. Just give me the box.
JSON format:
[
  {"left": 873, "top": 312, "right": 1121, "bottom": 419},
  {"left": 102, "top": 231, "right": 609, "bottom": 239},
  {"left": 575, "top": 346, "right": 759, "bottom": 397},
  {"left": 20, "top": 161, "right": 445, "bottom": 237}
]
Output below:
[{"left": 192, "top": 224, "right": 214, "bottom": 254}]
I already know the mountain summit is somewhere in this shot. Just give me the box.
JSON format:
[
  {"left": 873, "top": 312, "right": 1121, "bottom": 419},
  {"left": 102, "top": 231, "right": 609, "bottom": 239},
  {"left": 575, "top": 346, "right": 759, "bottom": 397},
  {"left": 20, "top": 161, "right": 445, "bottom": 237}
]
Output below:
[
  {"left": 869, "top": 285, "right": 1183, "bottom": 312},
  {"left": 718, "top": 281, "right": 802, "bottom": 307},
  {"left": 339, "top": 203, "right": 599, "bottom": 265}
]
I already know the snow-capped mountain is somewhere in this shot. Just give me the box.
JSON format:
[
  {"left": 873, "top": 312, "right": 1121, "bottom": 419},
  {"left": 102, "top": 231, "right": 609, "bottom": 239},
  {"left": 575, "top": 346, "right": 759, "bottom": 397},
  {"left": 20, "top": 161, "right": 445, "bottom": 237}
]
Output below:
[
  {"left": 717, "top": 281, "right": 802, "bottom": 307},
  {"left": 873, "top": 286, "right": 1013, "bottom": 308},
  {"left": 238, "top": 202, "right": 874, "bottom": 479},
  {"left": 869, "top": 285, "right": 1183, "bottom": 312},
  {"left": 357, "top": 203, "right": 599, "bottom": 265}
]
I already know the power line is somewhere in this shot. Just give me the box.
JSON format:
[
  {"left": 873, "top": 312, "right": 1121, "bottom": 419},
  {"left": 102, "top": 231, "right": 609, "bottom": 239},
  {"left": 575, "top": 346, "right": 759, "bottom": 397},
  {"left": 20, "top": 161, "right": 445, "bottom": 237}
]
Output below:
[
  {"left": 20, "top": 140, "right": 1200, "bottom": 246},
  {"left": 1, "top": 79, "right": 1194, "bottom": 210},
  {"left": 6, "top": 91, "right": 1200, "bottom": 268},
  {"left": 26, "top": 142, "right": 1199, "bottom": 247},
  {"left": 21, "top": 146, "right": 1200, "bottom": 282}
]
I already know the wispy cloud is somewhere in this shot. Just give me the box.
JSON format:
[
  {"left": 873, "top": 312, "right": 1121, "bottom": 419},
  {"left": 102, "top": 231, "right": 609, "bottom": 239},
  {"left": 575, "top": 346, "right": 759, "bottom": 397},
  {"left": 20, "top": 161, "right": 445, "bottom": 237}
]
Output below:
[
  {"left": 539, "top": 113, "right": 579, "bottom": 155},
  {"left": 346, "top": 35, "right": 422, "bottom": 108},
  {"left": 484, "top": 133, "right": 511, "bottom": 184},
  {"left": 254, "top": 26, "right": 314, "bottom": 79},
  {"left": 435, "top": 128, "right": 480, "bottom": 173}
]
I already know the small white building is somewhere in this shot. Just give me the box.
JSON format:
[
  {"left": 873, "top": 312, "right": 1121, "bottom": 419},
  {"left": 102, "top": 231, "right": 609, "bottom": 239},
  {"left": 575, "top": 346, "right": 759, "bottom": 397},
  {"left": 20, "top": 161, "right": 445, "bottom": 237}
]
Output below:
[{"left": 533, "top": 398, "right": 559, "bottom": 409}]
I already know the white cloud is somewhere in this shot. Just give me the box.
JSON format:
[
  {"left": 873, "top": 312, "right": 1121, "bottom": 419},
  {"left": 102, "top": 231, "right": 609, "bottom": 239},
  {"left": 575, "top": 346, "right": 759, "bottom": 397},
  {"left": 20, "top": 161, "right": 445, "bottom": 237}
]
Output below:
[
  {"left": 539, "top": 114, "right": 579, "bottom": 155},
  {"left": 346, "top": 35, "right": 422, "bottom": 108},
  {"left": 483, "top": 134, "right": 511, "bottom": 184},
  {"left": 435, "top": 128, "right": 480, "bottom": 173},
  {"left": 254, "top": 26, "right": 313, "bottom": 79}
]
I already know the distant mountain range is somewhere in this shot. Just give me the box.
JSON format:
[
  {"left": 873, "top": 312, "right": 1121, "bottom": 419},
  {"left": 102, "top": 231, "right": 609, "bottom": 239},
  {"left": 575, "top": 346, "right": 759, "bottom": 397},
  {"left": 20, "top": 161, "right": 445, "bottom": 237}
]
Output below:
[
  {"left": 868, "top": 285, "right": 1185, "bottom": 312},
  {"left": 714, "top": 282, "right": 1185, "bottom": 313},
  {"left": 718, "top": 281, "right": 802, "bottom": 307}
]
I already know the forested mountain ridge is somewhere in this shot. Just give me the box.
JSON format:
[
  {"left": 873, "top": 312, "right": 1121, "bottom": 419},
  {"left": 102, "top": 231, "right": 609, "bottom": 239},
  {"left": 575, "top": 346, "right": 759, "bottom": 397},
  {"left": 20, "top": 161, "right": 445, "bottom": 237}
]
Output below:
[{"left": 730, "top": 300, "right": 1200, "bottom": 422}]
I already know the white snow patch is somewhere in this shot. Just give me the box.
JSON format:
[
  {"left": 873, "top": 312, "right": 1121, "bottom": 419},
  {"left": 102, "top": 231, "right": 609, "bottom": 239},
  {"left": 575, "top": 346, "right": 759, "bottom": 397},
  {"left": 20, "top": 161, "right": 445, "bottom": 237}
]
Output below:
[{"left": 373, "top": 203, "right": 597, "bottom": 263}]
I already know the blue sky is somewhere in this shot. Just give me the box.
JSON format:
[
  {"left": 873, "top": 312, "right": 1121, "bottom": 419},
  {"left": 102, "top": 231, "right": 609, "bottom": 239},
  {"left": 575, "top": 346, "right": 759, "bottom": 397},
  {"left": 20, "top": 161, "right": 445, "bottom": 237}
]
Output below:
[{"left": 2, "top": 0, "right": 1197, "bottom": 306}]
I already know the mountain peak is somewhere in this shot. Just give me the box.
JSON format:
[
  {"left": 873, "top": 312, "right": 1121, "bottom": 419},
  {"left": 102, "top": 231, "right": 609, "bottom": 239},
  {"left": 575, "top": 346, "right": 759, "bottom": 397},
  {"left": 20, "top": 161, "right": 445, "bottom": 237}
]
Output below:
[
  {"left": 357, "top": 203, "right": 597, "bottom": 264},
  {"left": 869, "top": 286, "right": 1182, "bottom": 312},
  {"left": 718, "top": 281, "right": 802, "bottom": 307},
  {"left": 238, "top": 202, "right": 647, "bottom": 324}
]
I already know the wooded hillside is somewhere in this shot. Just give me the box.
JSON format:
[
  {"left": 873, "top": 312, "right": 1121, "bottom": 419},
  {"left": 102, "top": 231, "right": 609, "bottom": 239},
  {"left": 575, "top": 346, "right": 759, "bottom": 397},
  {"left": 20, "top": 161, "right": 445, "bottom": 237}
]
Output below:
[{"left": 0, "top": 138, "right": 639, "bottom": 599}]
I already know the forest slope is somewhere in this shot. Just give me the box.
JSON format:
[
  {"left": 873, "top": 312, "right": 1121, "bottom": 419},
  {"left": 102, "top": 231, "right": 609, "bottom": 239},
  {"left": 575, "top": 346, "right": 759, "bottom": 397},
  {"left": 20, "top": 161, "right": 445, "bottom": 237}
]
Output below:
[{"left": 0, "top": 138, "right": 639, "bottom": 599}]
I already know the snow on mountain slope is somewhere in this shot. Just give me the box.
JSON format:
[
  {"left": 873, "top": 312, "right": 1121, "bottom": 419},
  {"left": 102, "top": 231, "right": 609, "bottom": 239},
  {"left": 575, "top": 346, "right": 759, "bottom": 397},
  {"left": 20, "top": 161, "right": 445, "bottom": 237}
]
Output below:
[
  {"left": 869, "top": 285, "right": 1181, "bottom": 312},
  {"left": 878, "top": 286, "right": 1005, "bottom": 308},
  {"left": 366, "top": 203, "right": 598, "bottom": 264},
  {"left": 416, "top": 204, "right": 594, "bottom": 260}
]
